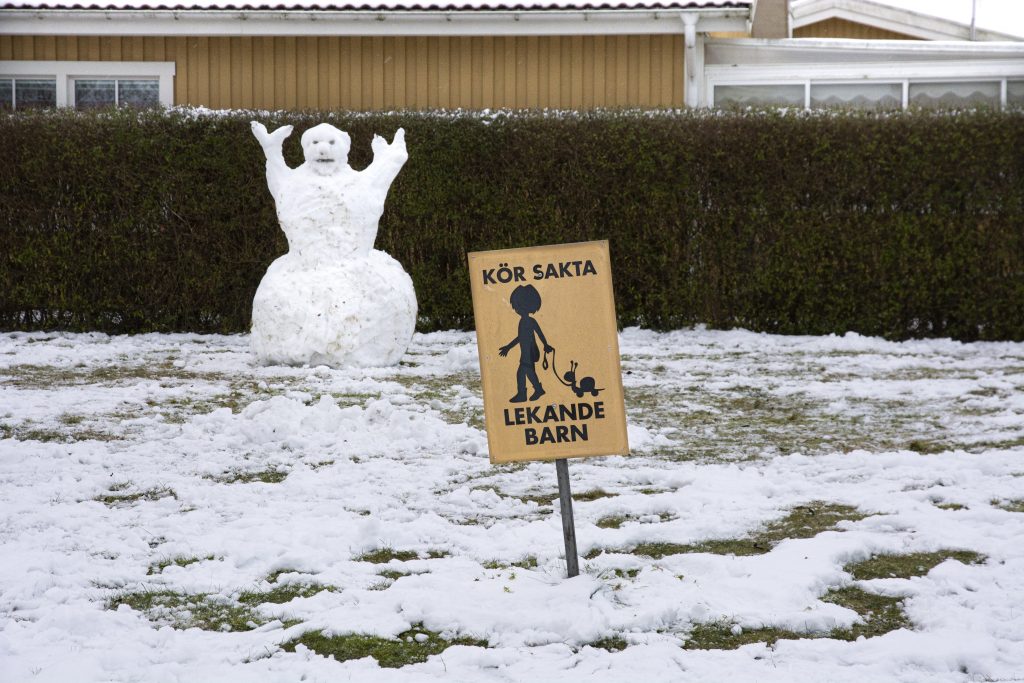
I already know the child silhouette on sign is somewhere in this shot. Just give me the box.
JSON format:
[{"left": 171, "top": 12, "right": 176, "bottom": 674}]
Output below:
[{"left": 499, "top": 284, "right": 554, "bottom": 403}]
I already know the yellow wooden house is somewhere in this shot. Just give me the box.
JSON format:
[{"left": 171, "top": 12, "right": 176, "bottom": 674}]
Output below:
[{"left": 1, "top": 0, "right": 1022, "bottom": 111}]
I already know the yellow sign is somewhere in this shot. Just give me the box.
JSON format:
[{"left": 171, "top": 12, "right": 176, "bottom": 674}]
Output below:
[{"left": 468, "top": 241, "right": 630, "bottom": 464}]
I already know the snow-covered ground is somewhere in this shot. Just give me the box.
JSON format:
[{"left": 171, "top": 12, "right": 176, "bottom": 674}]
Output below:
[{"left": 1, "top": 327, "right": 1022, "bottom": 682}]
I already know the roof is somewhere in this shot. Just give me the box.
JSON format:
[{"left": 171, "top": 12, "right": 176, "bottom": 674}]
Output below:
[
  {"left": 0, "top": 0, "right": 750, "bottom": 10},
  {"left": 791, "top": 0, "right": 1024, "bottom": 41},
  {"left": 0, "top": 0, "right": 754, "bottom": 35}
]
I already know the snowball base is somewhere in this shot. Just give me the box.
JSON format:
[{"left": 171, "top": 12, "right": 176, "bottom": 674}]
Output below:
[{"left": 251, "top": 249, "right": 416, "bottom": 368}]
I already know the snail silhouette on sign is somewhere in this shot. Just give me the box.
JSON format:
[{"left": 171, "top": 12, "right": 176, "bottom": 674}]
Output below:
[
  {"left": 543, "top": 351, "right": 603, "bottom": 398},
  {"left": 560, "top": 359, "right": 603, "bottom": 398}
]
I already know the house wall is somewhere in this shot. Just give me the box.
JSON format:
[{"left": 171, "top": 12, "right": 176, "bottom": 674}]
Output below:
[
  {"left": 0, "top": 34, "right": 685, "bottom": 109},
  {"left": 793, "top": 18, "right": 919, "bottom": 40}
]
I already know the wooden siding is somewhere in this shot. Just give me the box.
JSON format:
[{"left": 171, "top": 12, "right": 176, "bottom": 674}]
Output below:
[
  {"left": 0, "top": 34, "right": 686, "bottom": 109},
  {"left": 794, "top": 18, "right": 920, "bottom": 40}
]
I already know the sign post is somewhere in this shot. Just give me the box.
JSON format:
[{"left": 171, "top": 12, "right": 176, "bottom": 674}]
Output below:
[
  {"left": 555, "top": 458, "right": 580, "bottom": 577},
  {"left": 468, "top": 240, "right": 629, "bottom": 578}
]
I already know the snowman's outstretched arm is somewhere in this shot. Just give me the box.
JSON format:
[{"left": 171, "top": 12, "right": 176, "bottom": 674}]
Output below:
[
  {"left": 251, "top": 122, "right": 293, "bottom": 200},
  {"left": 362, "top": 128, "right": 408, "bottom": 190}
]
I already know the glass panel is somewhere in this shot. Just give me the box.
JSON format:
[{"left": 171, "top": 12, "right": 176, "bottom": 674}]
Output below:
[
  {"left": 74, "top": 79, "right": 116, "bottom": 110},
  {"left": 0, "top": 79, "right": 12, "bottom": 111},
  {"left": 14, "top": 78, "right": 57, "bottom": 109},
  {"left": 117, "top": 79, "right": 160, "bottom": 108},
  {"left": 1008, "top": 81, "right": 1024, "bottom": 106},
  {"left": 714, "top": 84, "right": 805, "bottom": 108},
  {"left": 811, "top": 82, "right": 902, "bottom": 110},
  {"left": 909, "top": 81, "right": 1000, "bottom": 109}
]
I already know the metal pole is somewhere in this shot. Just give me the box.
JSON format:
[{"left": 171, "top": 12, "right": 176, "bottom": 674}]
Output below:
[{"left": 555, "top": 458, "right": 579, "bottom": 578}]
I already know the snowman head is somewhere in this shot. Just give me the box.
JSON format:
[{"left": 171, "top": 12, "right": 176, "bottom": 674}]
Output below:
[{"left": 301, "top": 123, "right": 351, "bottom": 177}]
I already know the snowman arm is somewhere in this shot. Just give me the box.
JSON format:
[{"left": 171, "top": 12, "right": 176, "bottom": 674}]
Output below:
[
  {"left": 362, "top": 128, "right": 408, "bottom": 189},
  {"left": 251, "top": 122, "right": 293, "bottom": 200}
]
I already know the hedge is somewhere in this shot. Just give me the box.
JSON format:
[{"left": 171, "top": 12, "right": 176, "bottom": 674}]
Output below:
[{"left": 1, "top": 107, "right": 1022, "bottom": 341}]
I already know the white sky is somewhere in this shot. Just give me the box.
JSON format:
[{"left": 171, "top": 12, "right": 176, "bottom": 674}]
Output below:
[{"left": 835, "top": 0, "right": 1024, "bottom": 39}]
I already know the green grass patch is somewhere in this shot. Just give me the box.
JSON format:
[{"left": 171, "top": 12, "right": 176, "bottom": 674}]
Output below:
[
  {"left": 845, "top": 550, "right": 985, "bottom": 580},
  {"left": 821, "top": 586, "right": 911, "bottom": 640},
  {"left": 386, "top": 374, "right": 484, "bottom": 429},
  {"left": 994, "top": 499, "right": 1024, "bottom": 512},
  {"left": 96, "top": 484, "right": 177, "bottom": 507},
  {"left": 208, "top": 468, "right": 289, "bottom": 484},
  {"left": 356, "top": 548, "right": 419, "bottom": 564},
  {"left": 107, "top": 589, "right": 263, "bottom": 632},
  {"left": 935, "top": 502, "right": 966, "bottom": 511},
  {"left": 964, "top": 436, "right": 1024, "bottom": 452},
  {"left": 0, "top": 364, "right": 221, "bottom": 389},
  {"left": 147, "top": 554, "right": 214, "bottom": 576},
  {"left": 378, "top": 569, "right": 411, "bottom": 580},
  {"left": 6, "top": 419, "right": 120, "bottom": 443},
  {"left": 624, "top": 376, "right": 986, "bottom": 463},
  {"left": 16, "top": 427, "right": 73, "bottom": 442},
  {"left": 608, "top": 567, "right": 641, "bottom": 579},
  {"left": 574, "top": 489, "right": 618, "bottom": 502},
  {"left": 238, "top": 583, "right": 335, "bottom": 606},
  {"left": 907, "top": 440, "right": 947, "bottom": 454},
  {"left": 512, "top": 487, "right": 617, "bottom": 507},
  {"left": 756, "top": 503, "right": 868, "bottom": 543},
  {"left": 282, "top": 624, "right": 488, "bottom": 668},
  {"left": 596, "top": 515, "right": 628, "bottom": 529},
  {"left": 266, "top": 568, "right": 307, "bottom": 583},
  {"left": 684, "top": 621, "right": 808, "bottom": 650},
  {"left": 596, "top": 511, "right": 672, "bottom": 529},
  {"left": 593, "top": 502, "right": 867, "bottom": 559},
  {"left": 483, "top": 556, "right": 538, "bottom": 571},
  {"left": 518, "top": 492, "right": 558, "bottom": 506},
  {"left": 685, "top": 585, "right": 912, "bottom": 650},
  {"left": 587, "top": 636, "right": 629, "bottom": 652}
]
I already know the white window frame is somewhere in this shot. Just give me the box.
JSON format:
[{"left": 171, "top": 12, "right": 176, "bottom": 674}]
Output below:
[
  {"left": 705, "top": 59, "right": 1024, "bottom": 109},
  {"left": 0, "top": 61, "right": 174, "bottom": 109}
]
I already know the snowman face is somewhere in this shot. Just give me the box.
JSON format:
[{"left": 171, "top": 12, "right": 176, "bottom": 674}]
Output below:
[{"left": 301, "top": 123, "right": 351, "bottom": 177}]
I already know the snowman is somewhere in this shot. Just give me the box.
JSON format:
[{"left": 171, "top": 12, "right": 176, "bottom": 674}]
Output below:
[{"left": 250, "top": 121, "right": 415, "bottom": 367}]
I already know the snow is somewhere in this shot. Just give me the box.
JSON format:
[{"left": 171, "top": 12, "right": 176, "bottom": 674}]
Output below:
[
  {"left": 1, "top": 326, "right": 1023, "bottom": 682},
  {"left": 250, "top": 122, "right": 416, "bottom": 367}
]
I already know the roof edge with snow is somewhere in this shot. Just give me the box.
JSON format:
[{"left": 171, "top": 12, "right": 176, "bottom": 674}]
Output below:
[{"left": 0, "top": 0, "right": 753, "bottom": 36}]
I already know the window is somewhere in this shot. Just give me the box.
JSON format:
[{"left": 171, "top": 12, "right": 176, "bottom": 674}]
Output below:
[
  {"left": 1004, "top": 80, "right": 1024, "bottom": 107},
  {"left": 908, "top": 81, "right": 1001, "bottom": 109},
  {"left": 711, "top": 78, "right": 1021, "bottom": 111},
  {"left": 810, "top": 82, "right": 902, "bottom": 111},
  {"left": 705, "top": 55, "right": 1024, "bottom": 111},
  {"left": 0, "top": 61, "right": 174, "bottom": 109},
  {"left": 0, "top": 77, "right": 57, "bottom": 110},
  {"left": 73, "top": 78, "right": 160, "bottom": 110},
  {"left": 715, "top": 84, "right": 805, "bottom": 108}
]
